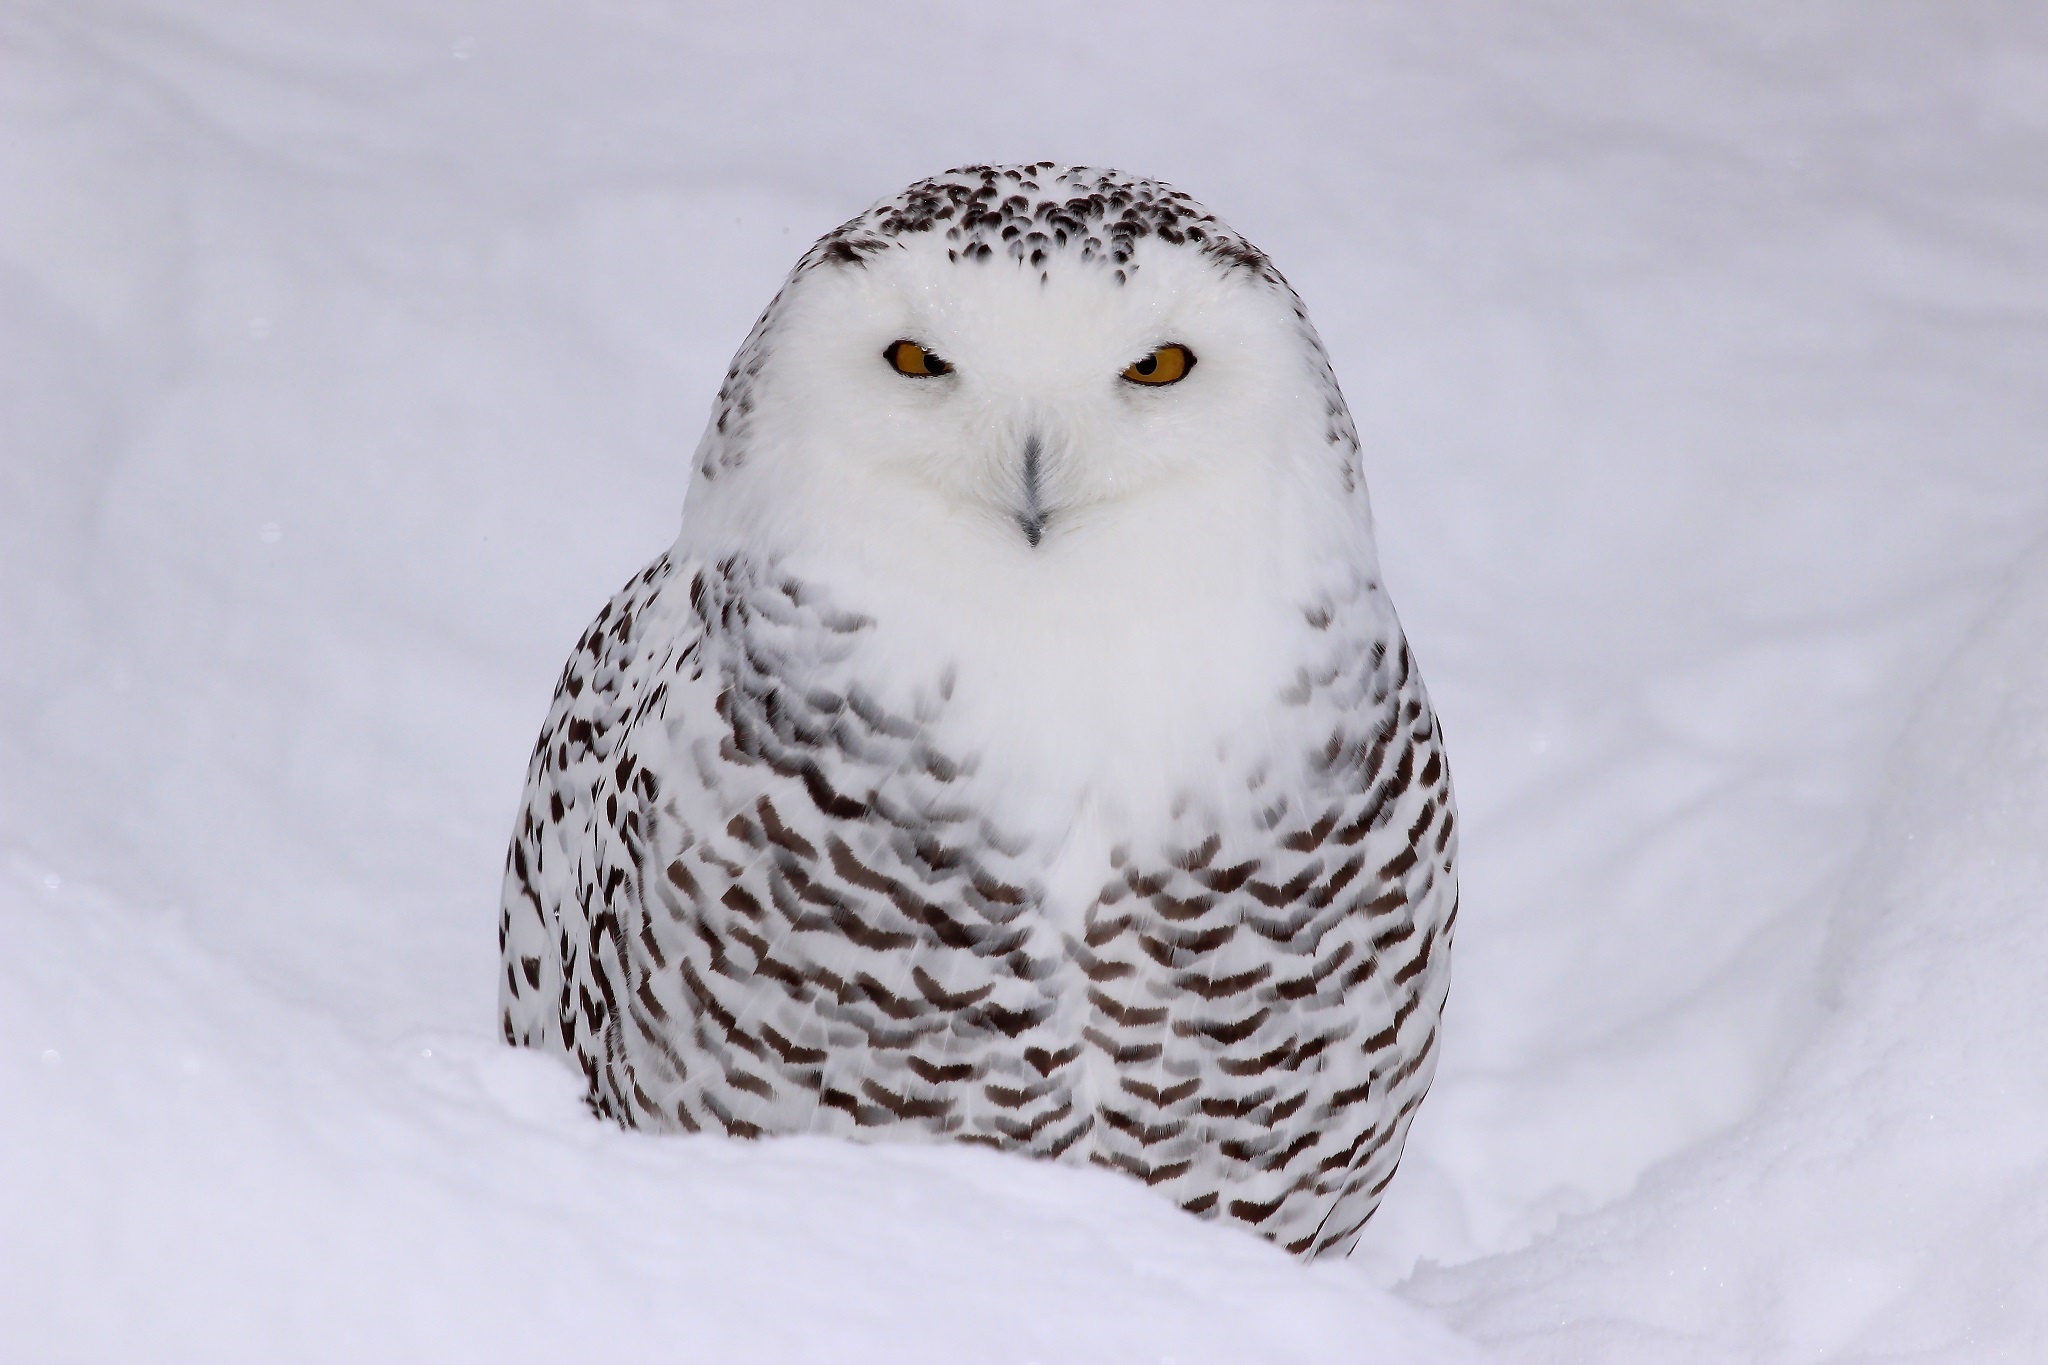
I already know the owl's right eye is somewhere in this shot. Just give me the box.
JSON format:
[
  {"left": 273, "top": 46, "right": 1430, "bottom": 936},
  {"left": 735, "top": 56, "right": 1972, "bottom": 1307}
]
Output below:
[{"left": 885, "top": 340, "right": 953, "bottom": 378}]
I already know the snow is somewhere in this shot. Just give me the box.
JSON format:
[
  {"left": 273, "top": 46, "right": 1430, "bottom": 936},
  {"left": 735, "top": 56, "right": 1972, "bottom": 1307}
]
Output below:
[{"left": 4, "top": 2, "right": 2045, "bottom": 1360}]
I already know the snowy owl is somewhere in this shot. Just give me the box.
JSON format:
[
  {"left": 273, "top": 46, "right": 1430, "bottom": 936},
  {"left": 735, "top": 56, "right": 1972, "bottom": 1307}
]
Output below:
[{"left": 499, "top": 165, "right": 1456, "bottom": 1258}]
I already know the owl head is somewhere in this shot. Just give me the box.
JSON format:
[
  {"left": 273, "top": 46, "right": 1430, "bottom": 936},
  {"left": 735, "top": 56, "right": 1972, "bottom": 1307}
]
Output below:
[{"left": 682, "top": 165, "right": 1370, "bottom": 578}]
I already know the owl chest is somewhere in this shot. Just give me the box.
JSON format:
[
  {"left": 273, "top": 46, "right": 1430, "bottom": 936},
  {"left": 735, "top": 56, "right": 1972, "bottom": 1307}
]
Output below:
[{"left": 625, "top": 606, "right": 1449, "bottom": 1165}]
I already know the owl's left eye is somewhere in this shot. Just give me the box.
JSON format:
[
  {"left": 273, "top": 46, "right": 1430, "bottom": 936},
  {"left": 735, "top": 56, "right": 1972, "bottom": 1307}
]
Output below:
[
  {"left": 1122, "top": 343, "right": 1196, "bottom": 386},
  {"left": 885, "top": 340, "right": 953, "bottom": 377}
]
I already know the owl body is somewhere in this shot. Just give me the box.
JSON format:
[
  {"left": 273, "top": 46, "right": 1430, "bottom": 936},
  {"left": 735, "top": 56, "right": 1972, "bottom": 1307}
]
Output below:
[{"left": 501, "top": 166, "right": 1456, "bottom": 1257}]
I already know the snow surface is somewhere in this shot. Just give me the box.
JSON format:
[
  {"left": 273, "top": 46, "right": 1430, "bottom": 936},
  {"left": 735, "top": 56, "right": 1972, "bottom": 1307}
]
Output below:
[{"left": 4, "top": 2, "right": 2046, "bottom": 1360}]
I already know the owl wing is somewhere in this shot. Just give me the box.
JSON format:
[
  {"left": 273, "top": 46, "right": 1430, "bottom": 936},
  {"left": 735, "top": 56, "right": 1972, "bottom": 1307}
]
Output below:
[
  {"left": 498, "top": 550, "right": 698, "bottom": 1080},
  {"left": 1071, "top": 589, "right": 1459, "bottom": 1257}
]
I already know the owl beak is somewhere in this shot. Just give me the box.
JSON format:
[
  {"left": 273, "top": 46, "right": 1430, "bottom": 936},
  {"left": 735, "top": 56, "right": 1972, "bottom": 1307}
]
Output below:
[{"left": 1016, "top": 430, "right": 1050, "bottom": 548}]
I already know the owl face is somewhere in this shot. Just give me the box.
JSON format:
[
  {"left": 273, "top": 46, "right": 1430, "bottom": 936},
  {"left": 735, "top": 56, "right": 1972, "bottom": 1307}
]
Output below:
[{"left": 706, "top": 182, "right": 1348, "bottom": 566}]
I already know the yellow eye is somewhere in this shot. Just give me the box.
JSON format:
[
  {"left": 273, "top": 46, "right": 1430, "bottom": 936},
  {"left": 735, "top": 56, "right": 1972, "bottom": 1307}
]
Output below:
[
  {"left": 1122, "top": 343, "right": 1196, "bottom": 386},
  {"left": 885, "top": 339, "right": 953, "bottom": 377}
]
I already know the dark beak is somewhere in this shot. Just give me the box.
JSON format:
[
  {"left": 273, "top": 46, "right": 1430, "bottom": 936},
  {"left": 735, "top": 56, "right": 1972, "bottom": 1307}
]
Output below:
[{"left": 1017, "top": 431, "right": 1049, "bottom": 548}]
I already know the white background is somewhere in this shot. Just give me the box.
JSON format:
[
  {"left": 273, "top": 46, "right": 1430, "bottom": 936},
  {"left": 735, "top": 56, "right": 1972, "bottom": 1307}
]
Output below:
[{"left": 4, "top": 3, "right": 2045, "bottom": 1360}]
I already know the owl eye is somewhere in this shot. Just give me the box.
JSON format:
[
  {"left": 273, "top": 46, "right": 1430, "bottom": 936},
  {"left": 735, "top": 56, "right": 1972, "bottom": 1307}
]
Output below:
[
  {"left": 885, "top": 340, "right": 953, "bottom": 377},
  {"left": 1122, "top": 344, "right": 1196, "bottom": 386}
]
